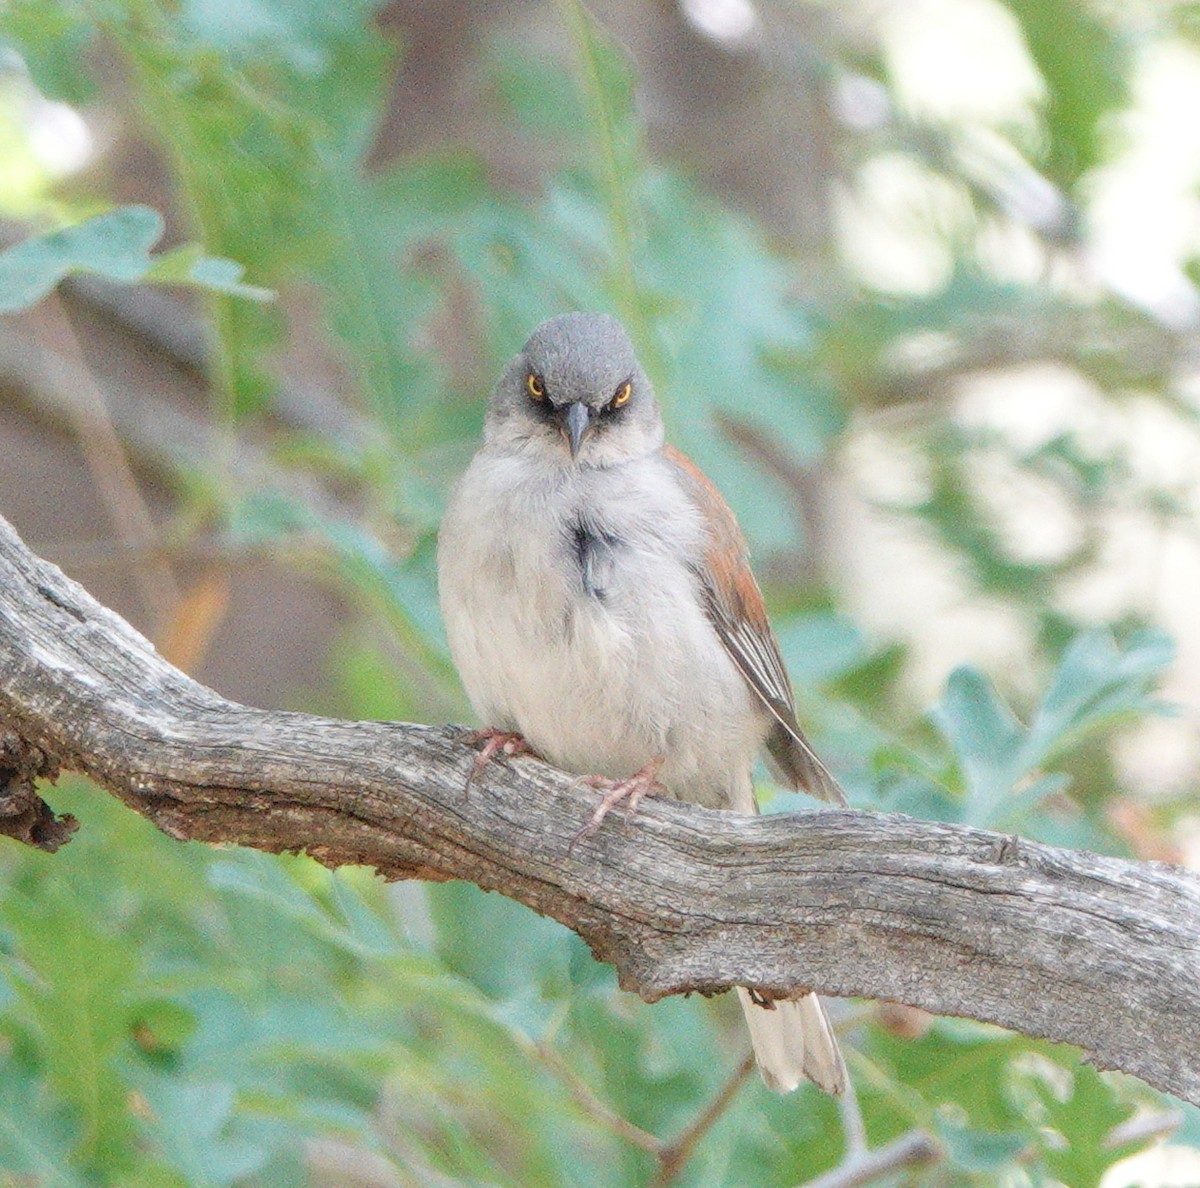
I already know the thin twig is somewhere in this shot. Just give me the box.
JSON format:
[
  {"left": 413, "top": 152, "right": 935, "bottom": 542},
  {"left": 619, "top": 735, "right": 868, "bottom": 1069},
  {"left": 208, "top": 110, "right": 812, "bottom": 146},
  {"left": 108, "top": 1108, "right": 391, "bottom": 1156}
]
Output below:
[
  {"left": 154, "top": 570, "right": 230, "bottom": 674},
  {"left": 528, "top": 1039, "right": 664, "bottom": 1156},
  {"left": 798, "top": 1129, "right": 939, "bottom": 1188},
  {"left": 1104, "top": 1108, "right": 1184, "bottom": 1150},
  {"left": 32, "top": 531, "right": 319, "bottom": 571},
  {"left": 28, "top": 298, "right": 181, "bottom": 630},
  {"left": 837, "top": 1070, "right": 869, "bottom": 1158},
  {"left": 651, "top": 1052, "right": 756, "bottom": 1185},
  {"left": 0, "top": 325, "right": 344, "bottom": 525}
]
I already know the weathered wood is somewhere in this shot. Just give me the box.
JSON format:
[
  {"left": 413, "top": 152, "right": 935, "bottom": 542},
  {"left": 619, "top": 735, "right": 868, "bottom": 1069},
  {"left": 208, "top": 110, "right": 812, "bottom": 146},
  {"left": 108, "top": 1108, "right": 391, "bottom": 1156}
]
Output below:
[{"left": 1, "top": 511, "right": 1198, "bottom": 1103}]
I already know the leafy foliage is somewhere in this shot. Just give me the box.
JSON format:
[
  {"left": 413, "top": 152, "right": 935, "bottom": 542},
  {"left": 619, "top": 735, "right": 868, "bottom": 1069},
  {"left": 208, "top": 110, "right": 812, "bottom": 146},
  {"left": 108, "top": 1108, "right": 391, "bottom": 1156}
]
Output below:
[
  {"left": 931, "top": 629, "right": 1173, "bottom": 831},
  {"left": 0, "top": 0, "right": 1195, "bottom": 1183},
  {"left": 0, "top": 206, "right": 270, "bottom": 312},
  {"left": 1007, "top": 0, "right": 1130, "bottom": 188}
]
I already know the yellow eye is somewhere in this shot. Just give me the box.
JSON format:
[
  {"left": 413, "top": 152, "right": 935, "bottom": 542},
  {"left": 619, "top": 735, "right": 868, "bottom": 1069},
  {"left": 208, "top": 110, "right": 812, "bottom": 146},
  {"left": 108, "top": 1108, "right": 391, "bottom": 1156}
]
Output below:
[
  {"left": 611, "top": 380, "right": 632, "bottom": 408},
  {"left": 527, "top": 373, "right": 545, "bottom": 400}
]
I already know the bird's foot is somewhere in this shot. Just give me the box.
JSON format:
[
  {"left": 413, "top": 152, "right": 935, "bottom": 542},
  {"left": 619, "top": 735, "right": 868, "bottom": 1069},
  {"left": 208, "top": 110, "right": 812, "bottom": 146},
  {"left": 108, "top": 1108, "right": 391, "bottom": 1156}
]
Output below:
[
  {"left": 569, "top": 758, "right": 666, "bottom": 850},
  {"left": 464, "top": 728, "right": 535, "bottom": 793}
]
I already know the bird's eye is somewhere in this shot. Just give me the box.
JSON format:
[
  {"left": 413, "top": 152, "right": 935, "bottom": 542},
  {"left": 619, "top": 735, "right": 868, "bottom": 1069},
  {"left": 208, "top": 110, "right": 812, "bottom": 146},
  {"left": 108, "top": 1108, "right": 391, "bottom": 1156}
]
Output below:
[
  {"left": 527, "top": 373, "right": 545, "bottom": 400},
  {"left": 611, "top": 381, "right": 632, "bottom": 409}
]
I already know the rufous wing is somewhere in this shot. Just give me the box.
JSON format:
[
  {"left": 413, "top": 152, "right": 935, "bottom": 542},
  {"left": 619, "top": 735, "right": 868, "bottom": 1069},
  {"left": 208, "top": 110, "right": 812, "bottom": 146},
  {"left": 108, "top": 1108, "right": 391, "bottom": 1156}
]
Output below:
[{"left": 665, "top": 446, "right": 847, "bottom": 806}]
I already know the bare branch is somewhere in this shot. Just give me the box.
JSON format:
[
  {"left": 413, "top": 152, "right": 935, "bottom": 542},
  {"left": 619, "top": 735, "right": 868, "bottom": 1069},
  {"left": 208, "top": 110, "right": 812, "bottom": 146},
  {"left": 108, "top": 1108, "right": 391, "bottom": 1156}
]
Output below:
[
  {"left": 529, "top": 1039, "right": 664, "bottom": 1157},
  {"left": 799, "top": 1130, "right": 939, "bottom": 1188},
  {"left": 651, "top": 1053, "right": 756, "bottom": 1185},
  {"left": 1, "top": 512, "right": 1199, "bottom": 1105}
]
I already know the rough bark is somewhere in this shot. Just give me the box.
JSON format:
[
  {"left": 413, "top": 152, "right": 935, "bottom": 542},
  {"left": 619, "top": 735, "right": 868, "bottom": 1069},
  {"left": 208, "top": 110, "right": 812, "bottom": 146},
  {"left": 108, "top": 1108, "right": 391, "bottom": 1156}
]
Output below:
[{"left": 1, "top": 511, "right": 1198, "bottom": 1104}]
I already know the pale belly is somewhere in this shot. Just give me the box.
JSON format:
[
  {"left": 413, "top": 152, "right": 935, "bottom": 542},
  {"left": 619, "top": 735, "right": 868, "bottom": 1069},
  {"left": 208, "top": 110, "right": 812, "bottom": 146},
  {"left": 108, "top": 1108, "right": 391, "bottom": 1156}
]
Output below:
[{"left": 439, "top": 481, "right": 763, "bottom": 810}]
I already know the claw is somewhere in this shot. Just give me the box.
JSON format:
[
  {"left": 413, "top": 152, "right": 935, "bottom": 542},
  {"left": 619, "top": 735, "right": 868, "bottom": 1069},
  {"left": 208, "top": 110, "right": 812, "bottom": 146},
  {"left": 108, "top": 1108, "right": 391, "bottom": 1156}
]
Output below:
[
  {"left": 747, "top": 988, "right": 777, "bottom": 1009},
  {"left": 464, "top": 729, "right": 534, "bottom": 794},
  {"left": 568, "top": 759, "right": 666, "bottom": 852}
]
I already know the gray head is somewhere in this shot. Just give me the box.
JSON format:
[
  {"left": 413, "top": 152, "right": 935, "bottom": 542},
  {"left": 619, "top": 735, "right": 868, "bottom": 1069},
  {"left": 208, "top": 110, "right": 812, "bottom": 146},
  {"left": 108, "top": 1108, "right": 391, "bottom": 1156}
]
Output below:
[{"left": 483, "top": 312, "right": 664, "bottom": 467}]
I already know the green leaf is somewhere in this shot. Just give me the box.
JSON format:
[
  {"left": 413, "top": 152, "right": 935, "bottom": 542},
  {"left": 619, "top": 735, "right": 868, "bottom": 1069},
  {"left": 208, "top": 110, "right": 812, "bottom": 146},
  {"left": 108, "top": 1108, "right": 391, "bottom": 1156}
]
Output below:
[
  {"left": 1007, "top": 0, "right": 1129, "bottom": 188},
  {"left": 0, "top": 206, "right": 161, "bottom": 308},
  {"left": 1026, "top": 629, "right": 1174, "bottom": 766},
  {"left": 0, "top": 207, "right": 271, "bottom": 313},
  {"left": 429, "top": 882, "right": 576, "bottom": 1006},
  {"left": 0, "top": 1, "right": 95, "bottom": 104},
  {"left": 316, "top": 517, "right": 457, "bottom": 690},
  {"left": 145, "top": 245, "right": 273, "bottom": 300},
  {"left": 311, "top": 166, "right": 445, "bottom": 435},
  {"left": 864, "top": 1018, "right": 1032, "bottom": 1137},
  {"left": 932, "top": 666, "right": 1025, "bottom": 824},
  {"left": 133, "top": 1074, "right": 267, "bottom": 1186},
  {"left": 935, "top": 1116, "right": 1028, "bottom": 1171},
  {"left": 1031, "top": 1060, "right": 1144, "bottom": 1185},
  {"left": 1173, "top": 1098, "right": 1200, "bottom": 1147},
  {"left": 775, "top": 612, "right": 872, "bottom": 686},
  {"left": 931, "top": 630, "right": 1173, "bottom": 829},
  {"left": 207, "top": 855, "right": 394, "bottom": 961},
  {"left": 0, "top": 1059, "right": 86, "bottom": 1185},
  {"left": 2, "top": 875, "right": 141, "bottom": 1176}
]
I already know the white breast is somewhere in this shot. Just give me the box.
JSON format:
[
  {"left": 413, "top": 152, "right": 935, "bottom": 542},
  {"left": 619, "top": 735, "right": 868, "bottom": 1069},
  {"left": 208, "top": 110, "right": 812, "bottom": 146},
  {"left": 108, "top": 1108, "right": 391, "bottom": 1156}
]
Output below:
[{"left": 437, "top": 450, "right": 763, "bottom": 809}]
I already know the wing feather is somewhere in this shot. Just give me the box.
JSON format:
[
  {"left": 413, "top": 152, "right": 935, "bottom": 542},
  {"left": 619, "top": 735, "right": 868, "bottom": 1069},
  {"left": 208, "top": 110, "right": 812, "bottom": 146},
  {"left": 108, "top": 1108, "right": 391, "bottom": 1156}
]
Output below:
[{"left": 665, "top": 446, "right": 847, "bottom": 806}]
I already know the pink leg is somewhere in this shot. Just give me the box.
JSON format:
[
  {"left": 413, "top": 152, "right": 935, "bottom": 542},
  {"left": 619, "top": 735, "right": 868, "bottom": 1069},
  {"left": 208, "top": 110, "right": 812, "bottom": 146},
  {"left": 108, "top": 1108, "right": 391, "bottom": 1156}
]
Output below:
[
  {"left": 464, "top": 728, "right": 536, "bottom": 792},
  {"left": 569, "top": 758, "right": 666, "bottom": 849}
]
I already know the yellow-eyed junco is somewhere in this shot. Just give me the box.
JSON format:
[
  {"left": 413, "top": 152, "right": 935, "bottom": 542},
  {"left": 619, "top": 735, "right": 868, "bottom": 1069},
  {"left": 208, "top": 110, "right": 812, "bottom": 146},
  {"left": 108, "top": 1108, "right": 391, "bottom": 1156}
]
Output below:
[{"left": 438, "top": 312, "right": 847, "bottom": 1094}]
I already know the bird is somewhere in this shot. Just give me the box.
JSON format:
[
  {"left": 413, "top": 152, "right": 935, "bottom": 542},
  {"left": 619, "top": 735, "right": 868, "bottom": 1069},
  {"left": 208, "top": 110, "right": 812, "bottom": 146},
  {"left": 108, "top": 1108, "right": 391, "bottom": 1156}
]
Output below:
[{"left": 437, "top": 311, "right": 848, "bottom": 1095}]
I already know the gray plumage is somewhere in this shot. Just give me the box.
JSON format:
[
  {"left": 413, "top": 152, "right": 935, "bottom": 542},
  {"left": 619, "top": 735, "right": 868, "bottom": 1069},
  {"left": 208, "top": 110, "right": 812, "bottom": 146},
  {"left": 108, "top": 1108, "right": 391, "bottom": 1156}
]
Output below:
[{"left": 438, "top": 312, "right": 847, "bottom": 1094}]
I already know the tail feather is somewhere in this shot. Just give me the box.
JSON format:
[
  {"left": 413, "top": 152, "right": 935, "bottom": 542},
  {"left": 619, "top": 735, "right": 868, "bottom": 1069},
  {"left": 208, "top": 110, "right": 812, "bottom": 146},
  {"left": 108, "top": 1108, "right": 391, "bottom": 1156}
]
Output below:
[{"left": 737, "top": 988, "right": 848, "bottom": 1095}]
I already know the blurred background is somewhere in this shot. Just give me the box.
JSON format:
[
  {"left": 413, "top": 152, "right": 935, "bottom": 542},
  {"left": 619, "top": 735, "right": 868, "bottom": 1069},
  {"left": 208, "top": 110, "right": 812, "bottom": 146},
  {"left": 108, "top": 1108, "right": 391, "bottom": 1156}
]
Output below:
[{"left": 1, "top": 0, "right": 1199, "bottom": 1184}]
